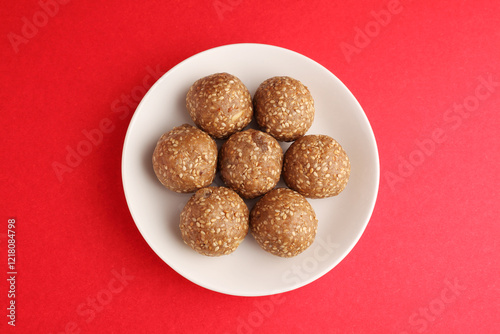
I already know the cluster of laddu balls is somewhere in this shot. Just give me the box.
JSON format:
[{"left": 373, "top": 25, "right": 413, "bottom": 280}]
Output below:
[{"left": 152, "top": 73, "right": 350, "bottom": 258}]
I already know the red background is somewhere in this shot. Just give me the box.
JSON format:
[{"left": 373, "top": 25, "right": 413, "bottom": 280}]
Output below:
[{"left": 1, "top": 0, "right": 499, "bottom": 333}]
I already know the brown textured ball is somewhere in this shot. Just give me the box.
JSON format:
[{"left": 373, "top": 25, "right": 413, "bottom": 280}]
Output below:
[
  {"left": 186, "top": 72, "right": 253, "bottom": 139},
  {"left": 219, "top": 129, "right": 283, "bottom": 199},
  {"left": 180, "top": 187, "right": 249, "bottom": 256},
  {"left": 253, "top": 76, "right": 315, "bottom": 141},
  {"left": 283, "top": 135, "right": 350, "bottom": 198},
  {"left": 250, "top": 188, "right": 318, "bottom": 257},
  {"left": 152, "top": 124, "right": 217, "bottom": 193}
]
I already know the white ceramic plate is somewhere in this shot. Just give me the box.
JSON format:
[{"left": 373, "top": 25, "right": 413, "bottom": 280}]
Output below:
[{"left": 122, "top": 43, "right": 379, "bottom": 297}]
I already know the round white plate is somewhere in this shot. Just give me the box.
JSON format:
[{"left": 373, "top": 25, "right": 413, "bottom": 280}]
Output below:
[{"left": 122, "top": 43, "right": 379, "bottom": 297}]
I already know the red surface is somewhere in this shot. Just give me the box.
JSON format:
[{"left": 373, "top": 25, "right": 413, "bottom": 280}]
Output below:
[{"left": 1, "top": 0, "right": 499, "bottom": 333}]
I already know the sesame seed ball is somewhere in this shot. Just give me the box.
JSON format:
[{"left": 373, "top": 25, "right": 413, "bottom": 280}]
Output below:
[
  {"left": 250, "top": 188, "right": 318, "bottom": 258},
  {"left": 253, "top": 76, "right": 315, "bottom": 142},
  {"left": 152, "top": 124, "right": 217, "bottom": 193},
  {"left": 219, "top": 129, "right": 283, "bottom": 199},
  {"left": 186, "top": 73, "right": 253, "bottom": 139},
  {"left": 180, "top": 187, "right": 249, "bottom": 256},
  {"left": 283, "top": 135, "right": 350, "bottom": 198}
]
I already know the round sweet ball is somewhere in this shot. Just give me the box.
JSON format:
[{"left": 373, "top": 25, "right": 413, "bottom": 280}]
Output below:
[
  {"left": 283, "top": 135, "right": 350, "bottom": 198},
  {"left": 186, "top": 72, "right": 253, "bottom": 139},
  {"left": 253, "top": 76, "right": 315, "bottom": 142},
  {"left": 180, "top": 187, "right": 249, "bottom": 256},
  {"left": 250, "top": 188, "right": 318, "bottom": 258},
  {"left": 152, "top": 124, "right": 217, "bottom": 193},
  {"left": 219, "top": 129, "right": 283, "bottom": 199}
]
